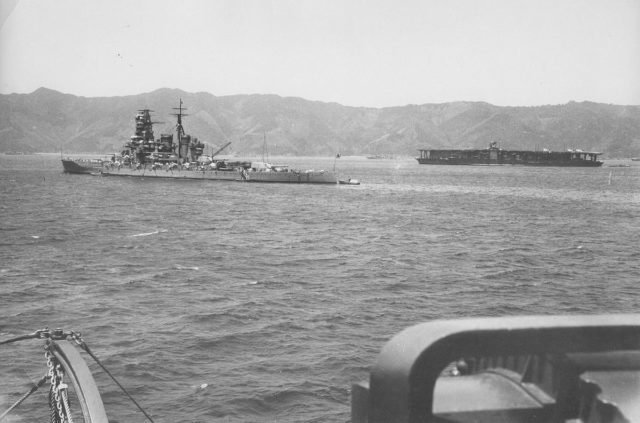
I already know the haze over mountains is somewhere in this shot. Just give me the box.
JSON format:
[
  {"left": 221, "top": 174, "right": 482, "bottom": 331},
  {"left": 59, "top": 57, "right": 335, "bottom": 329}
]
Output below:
[{"left": 1, "top": 87, "right": 639, "bottom": 157}]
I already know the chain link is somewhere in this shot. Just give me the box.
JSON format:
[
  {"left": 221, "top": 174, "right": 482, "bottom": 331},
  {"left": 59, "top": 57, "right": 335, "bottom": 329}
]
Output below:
[{"left": 45, "top": 341, "right": 71, "bottom": 423}]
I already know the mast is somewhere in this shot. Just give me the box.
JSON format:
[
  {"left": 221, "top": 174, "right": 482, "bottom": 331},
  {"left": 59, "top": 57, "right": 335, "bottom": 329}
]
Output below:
[
  {"left": 262, "top": 131, "right": 268, "bottom": 163},
  {"left": 171, "top": 99, "right": 188, "bottom": 160}
]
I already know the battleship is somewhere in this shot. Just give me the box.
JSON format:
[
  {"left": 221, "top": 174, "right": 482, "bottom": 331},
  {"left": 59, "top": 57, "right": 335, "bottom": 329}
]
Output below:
[
  {"left": 94, "top": 101, "right": 349, "bottom": 184},
  {"left": 417, "top": 142, "right": 604, "bottom": 167},
  {"left": 100, "top": 100, "right": 248, "bottom": 181}
]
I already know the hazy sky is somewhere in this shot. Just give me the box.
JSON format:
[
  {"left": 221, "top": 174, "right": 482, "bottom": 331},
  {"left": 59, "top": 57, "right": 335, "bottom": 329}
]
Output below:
[{"left": 1, "top": 0, "right": 639, "bottom": 107}]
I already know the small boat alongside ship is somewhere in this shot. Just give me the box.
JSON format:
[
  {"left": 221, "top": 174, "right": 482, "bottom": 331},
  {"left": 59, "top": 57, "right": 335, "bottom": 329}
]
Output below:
[
  {"left": 339, "top": 178, "right": 360, "bottom": 185},
  {"left": 64, "top": 100, "right": 356, "bottom": 184},
  {"left": 417, "top": 142, "right": 604, "bottom": 167}
]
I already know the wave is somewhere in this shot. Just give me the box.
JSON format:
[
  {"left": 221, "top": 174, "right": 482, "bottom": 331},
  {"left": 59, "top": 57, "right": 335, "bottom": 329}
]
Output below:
[
  {"left": 174, "top": 264, "right": 199, "bottom": 271},
  {"left": 3, "top": 156, "right": 639, "bottom": 423},
  {"left": 130, "top": 229, "right": 168, "bottom": 237}
]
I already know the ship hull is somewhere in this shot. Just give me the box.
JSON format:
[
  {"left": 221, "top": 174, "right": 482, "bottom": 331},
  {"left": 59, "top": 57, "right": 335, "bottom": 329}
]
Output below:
[
  {"left": 416, "top": 148, "right": 603, "bottom": 167},
  {"left": 61, "top": 159, "right": 103, "bottom": 174},
  {"left": 102, "top": 167, "right": 340, "bottom": 183},
  {"left": 416, "top": 158, "right": 603, "bottom": 167},
  {"left": 242, "top": 170, "right": 338, "bottom": 184},
  {"left": 101, "top": 166, "right": 241, "bottom": 181}
]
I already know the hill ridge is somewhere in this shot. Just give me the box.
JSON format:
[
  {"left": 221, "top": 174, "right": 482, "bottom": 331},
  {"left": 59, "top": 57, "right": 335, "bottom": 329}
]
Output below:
[{"left": 1, "top": 88, "right": 639, "bottom": 157}]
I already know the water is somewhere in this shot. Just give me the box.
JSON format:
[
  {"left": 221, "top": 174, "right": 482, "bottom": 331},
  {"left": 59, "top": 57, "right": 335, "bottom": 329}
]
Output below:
[{"left": 1, "top": 154, "right": 639, "bottom": 422}]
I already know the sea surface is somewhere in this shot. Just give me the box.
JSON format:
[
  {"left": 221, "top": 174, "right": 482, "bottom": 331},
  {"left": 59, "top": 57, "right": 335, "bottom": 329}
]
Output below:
[{"left": 1, "top": 154, "right": 639, "bottom": 422}]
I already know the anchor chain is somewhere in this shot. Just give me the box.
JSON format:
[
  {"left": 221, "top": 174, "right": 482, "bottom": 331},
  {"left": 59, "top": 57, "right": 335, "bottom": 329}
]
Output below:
[
  {"left": 45, "top": 340, "right": 74, "bottom": 423},
  {"left": 2, "top": 328, "right": 155, "bottom": 423}
]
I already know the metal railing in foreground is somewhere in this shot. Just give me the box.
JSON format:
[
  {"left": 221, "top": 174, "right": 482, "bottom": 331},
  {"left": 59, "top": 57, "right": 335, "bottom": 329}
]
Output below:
[{"left": 352, "top": 314, "right": 640, "bottom": 423}]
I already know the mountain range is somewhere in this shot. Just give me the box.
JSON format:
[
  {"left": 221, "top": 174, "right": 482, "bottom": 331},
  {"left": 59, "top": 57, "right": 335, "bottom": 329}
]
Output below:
[{"left": 1, "top": 87, "right": 639, "bottom": 157}]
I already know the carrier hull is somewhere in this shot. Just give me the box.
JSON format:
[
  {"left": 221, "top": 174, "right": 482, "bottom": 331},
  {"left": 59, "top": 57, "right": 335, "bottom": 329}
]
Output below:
[
  {"left": 416, "top": 157, "right": 604, "bottom": 166},
  {"left": 417, "top": 144, "right": 603, "bottom": 167}
]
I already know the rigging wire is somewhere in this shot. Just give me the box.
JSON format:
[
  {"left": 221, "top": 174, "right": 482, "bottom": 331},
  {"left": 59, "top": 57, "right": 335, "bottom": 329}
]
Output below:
[
  {"left": 0, "top": 331, "right": 42, "bottom": 345},
  {"left": 0, "top": 374, "right": 48, "bottom": 421},
  {"left": 74, "top": 338, "right": 156, "bottom": 423}
]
